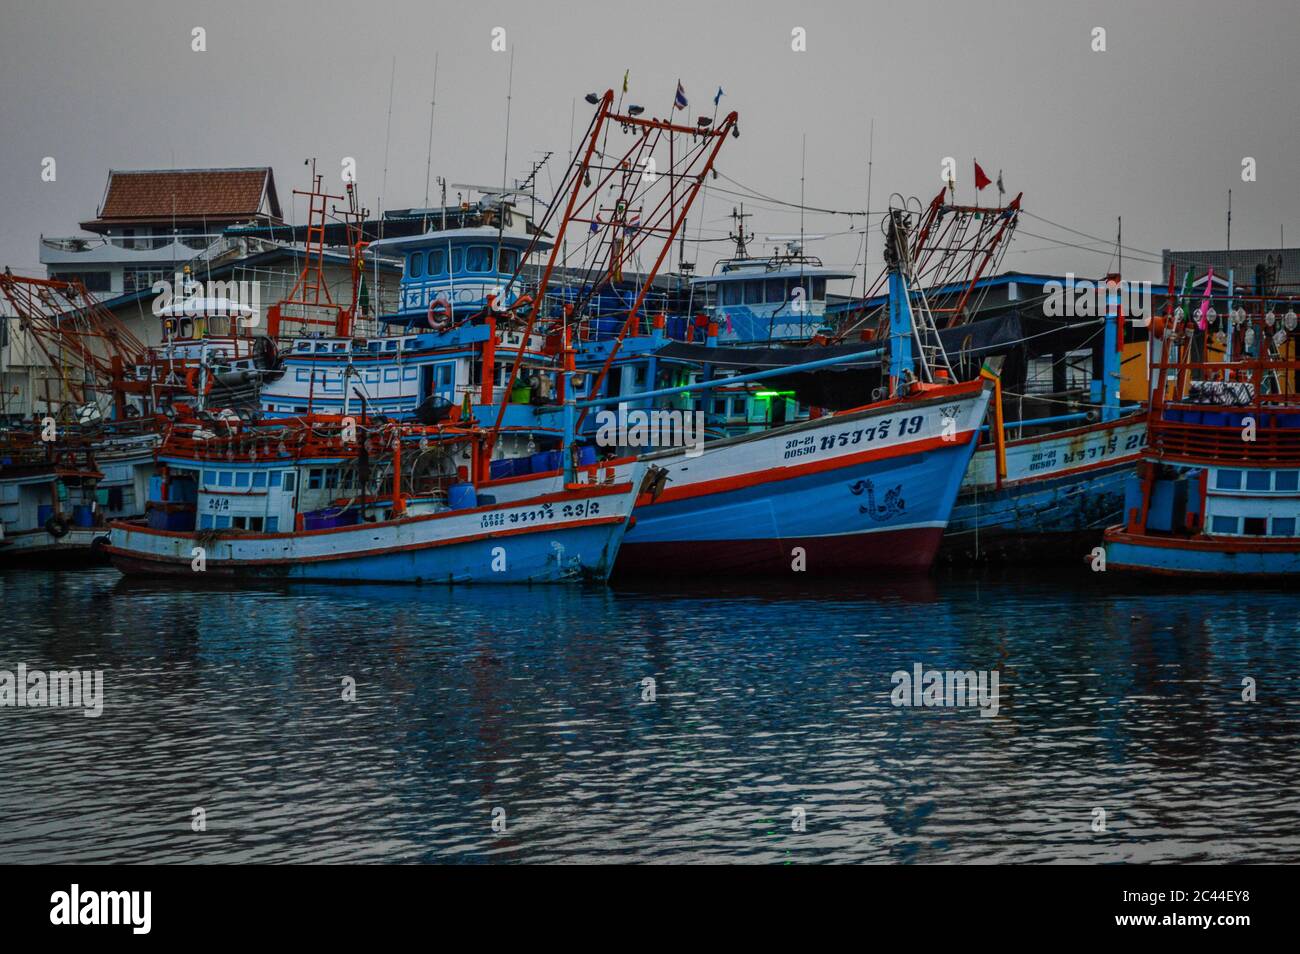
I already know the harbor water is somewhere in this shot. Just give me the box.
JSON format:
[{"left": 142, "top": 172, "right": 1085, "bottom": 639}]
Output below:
[{"left": 1, "top": 566, "right": 1297, "bottom": 863}]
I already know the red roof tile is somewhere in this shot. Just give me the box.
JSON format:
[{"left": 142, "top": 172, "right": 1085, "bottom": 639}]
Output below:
[{"left": 89, "top": 168, "right": 280, "bottom": 224}]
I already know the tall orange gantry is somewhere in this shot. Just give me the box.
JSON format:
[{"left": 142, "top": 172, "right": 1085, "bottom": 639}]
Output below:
[{"left": 0, "top": 271, "right": 148, "bottom": 419}]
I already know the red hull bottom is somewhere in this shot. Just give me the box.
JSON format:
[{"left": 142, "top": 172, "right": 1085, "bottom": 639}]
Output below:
[{"left": 613, "top": 526, "right": 944, "bottom": 578}]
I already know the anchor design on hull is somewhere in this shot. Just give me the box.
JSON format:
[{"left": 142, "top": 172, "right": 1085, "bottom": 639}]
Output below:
[{"left": 849, "top": 479, "right": 906, "bottom": 521}]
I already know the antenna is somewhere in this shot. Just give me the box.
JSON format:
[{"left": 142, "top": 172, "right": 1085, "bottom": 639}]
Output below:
[
  {"left": 422, "top": 52, "right": 440, "bottom": 232},
  {"left": 729, "top": 204, "right": 753, "bottom": 258},
  {"left": 379, "top": 56, "right": 396, "bottom": 237}
]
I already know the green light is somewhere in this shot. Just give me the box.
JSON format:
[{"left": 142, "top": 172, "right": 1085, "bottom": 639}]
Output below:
[{"left": 754, "top": 390, "right": 794, "bottom": 398}]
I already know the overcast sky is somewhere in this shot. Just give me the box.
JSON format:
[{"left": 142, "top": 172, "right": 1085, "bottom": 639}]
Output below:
[{"left": 2, "top": 0, "right": 1297, "bottom": 289}]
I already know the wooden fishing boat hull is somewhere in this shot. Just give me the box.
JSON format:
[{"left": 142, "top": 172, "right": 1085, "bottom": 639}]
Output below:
[
  {"left": 615, "top": 379, "right": 992, "bottom": 576},
  {"left": 1102, "top": 529, "right": 1300, "bottom": 577},
  {"left": 941, "top": 416, "right": 1147, "bottom": 562},
  {"left": 105, "top": 479, "right": 640, "bottom": 584}
]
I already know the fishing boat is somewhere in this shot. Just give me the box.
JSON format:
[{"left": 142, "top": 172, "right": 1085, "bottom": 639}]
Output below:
[
  {"left": 1102, "top": 286, "right": 1300, "bottom": 577},
  {"left": 0, "top": 421, "right": 157, "bottom": 563},
  {"left": 605, "top": 206, "right": 992, "bottom": 575},
  {"left": 942, "top": 275, "right": 1148, "bottom": 561},
  {"left": 104, "top": 413, "right": 642, "bottom": 583}
]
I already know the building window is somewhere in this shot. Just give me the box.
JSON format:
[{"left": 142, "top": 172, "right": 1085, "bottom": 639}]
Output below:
[
  {"left": 124, "top": 267, "right": 168, "bottom": 294},
  {"left": 50, "top": 271, "right": 112, "bottom": 293}
]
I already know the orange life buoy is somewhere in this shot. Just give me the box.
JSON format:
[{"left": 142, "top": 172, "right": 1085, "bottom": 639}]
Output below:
[
  {"left": 428, "top": 297, "right": 452, "bottom": 332},
  {"left": 184, "top": 367, "right": 214, "bottom": 397}
]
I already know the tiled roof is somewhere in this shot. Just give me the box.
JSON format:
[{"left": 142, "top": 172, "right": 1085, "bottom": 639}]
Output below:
[{"left": 85, "top": 167, "right": 281, "bottom": 226}]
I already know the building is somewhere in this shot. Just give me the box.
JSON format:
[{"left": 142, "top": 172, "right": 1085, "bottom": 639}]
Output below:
[
  {"left": 1162, "top": 247, "right": 1300, "bottom": 293},
  {"left": 39, "top": 167, "right": 283, "bottom": 298}
]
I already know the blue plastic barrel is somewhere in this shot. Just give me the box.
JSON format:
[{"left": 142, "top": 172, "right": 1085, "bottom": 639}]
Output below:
[
  {"left": 72, "top": 505, "right": 95, "bottom": 527},
  {"left": 578, "top": 445, "right": 598, "bottom": 467},
  {"left": 37, "top": 504, "right": 54, "bottom": 527},
  {"left": 448, "top": 483, "right": 478, "bottom": 509}
]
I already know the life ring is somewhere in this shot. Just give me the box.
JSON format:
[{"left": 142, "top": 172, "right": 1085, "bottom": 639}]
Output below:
[
  {"left": 184, "top": 367, "right": 214, "bottom": 397},
  {"left": 45, "top": 515, "right": 70, "bottom": 538},
  {"left": 428, "top": 297, "right": 453, "bottom": 332}
]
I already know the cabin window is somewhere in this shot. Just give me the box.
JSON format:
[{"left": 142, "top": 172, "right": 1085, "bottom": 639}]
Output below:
[
  {"left": 308, "top": 469, "right": 323, "bottom": 490},
  {"left": 203, "top": 470, "right": 217, "bottom": 485},
  {"left": 427, "top": 248, "right": 447, "bottom": 276},
  {"left": 1246, "top": 470, "right": 1271, "bottom": 491},
  {"left": 712, "top": 398, "right": 726, "bottom": 416},
  {"left": 499, "top": 248, "right": 519, "bottom": 273},
  {"left": 325, "top": 469, "right": 339, "bottom": 490},
  {"left": 199, "top": 514, "right": 214, "bottom": 530},
  {"left": 235, "top": 472, "right": 250, "bottom": 489},
  {"left": 1215, "top": 469, "right": 1242, "bottom": 490},
  {"left": 282, "top": 472, "right": 296, "bottom": 492},
  {"left": 215, "top": 515, "right": 231, "bottom": 530},
  {"left": 450, "top": 247, "right": 464, "bottom": 273},
  {"left": 218, "top": 471, "right": 234, "bottom": 488},
  {"left": 765, "top": 279, "right": 784, "bottom": 302},
  {"left": 1276, "top": 471, "right": 1299, "bottom": 491},
  {"left": 266, "top": 517, "right": 279, "bottom": 532},
  {"left": 466, "top": 246, "right": 493, "bottom": 273},
  {"left": 744, "top": 281, "right": 763, "bottom": 304},
  {"left": 723, "top": 283, "right": 741, "bottom": 306},
  {"left": 409, "top": 252, "right": 425, "bottom": 278},
  {"left": 1272, "top": 517, "right": 1296, "bottom": 536},
  {"left": 269, "top": 472, "right": 281, "bottom": 488},
  {"left": 385, "top": 341, "right": 398, "bottom": 352},
  {"left": 252, "top": 472, "right": 267, "bottom": 489},
  {"left": 1211, "top": 515, "right": 1238, "bottom": 534},
  {"left": 1242, "top": 516, "right": 1267, "bottom": 536},
  {"left": 436, "top": 363, "right": 453, "bottom": 385}
]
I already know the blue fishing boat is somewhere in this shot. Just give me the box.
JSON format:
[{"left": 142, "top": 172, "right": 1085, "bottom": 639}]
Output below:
[
  {"left": 105, "top": 414, "right": 642, "bottom": 583},
  {"left": 1103, "top": 286, "right": 1300, "bottom": 576}
]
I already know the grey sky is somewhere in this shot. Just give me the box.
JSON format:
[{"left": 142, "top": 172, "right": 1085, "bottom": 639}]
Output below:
[{"left": 2, "top": 0, "right": 1297, "bottom": 289}]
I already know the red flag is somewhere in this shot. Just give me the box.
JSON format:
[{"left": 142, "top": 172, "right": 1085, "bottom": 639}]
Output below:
[{"left": 974, "top": 160, "right": 992, "bottom": 191}]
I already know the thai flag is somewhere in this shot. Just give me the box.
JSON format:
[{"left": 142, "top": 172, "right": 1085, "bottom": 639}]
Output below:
[{"left": 674, "top": 81, "right": 688, "bottom": 110}]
